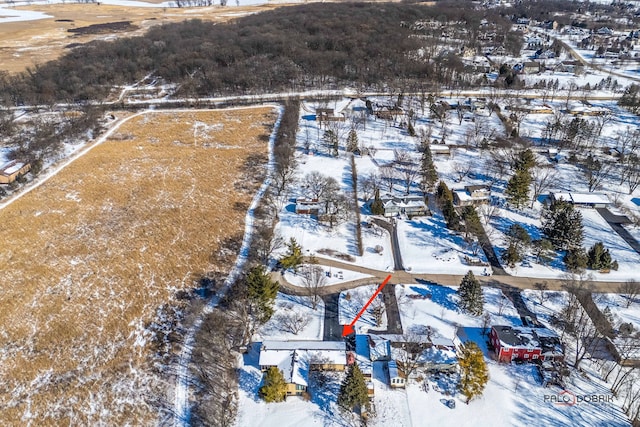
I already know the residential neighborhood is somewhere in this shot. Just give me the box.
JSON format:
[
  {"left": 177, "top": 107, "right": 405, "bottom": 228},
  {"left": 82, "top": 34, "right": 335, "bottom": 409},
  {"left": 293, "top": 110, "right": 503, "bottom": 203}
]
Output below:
[{"left": 3, "top": 0, "right": 640, "bottom": 426}]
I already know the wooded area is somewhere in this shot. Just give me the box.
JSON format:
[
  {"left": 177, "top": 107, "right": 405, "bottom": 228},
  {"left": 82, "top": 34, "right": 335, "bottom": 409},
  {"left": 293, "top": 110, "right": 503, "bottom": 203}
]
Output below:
[{"left": 0, "top": 2, "right": 516, "bottom": 105}]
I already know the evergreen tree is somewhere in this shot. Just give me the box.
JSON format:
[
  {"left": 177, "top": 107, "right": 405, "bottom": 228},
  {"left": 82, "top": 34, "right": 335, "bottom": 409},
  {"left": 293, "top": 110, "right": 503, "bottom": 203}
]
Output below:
[
  {"left": 504, "top": 223, "right": 531, "bottom": 265},
  {"left": 532, "top": 239, "right": 555, "bottom": 265},
  {"left": 563, "top": 247, "right": 588, "bottom": 273},
  {"left": 346, "top": 129, "right": 359, "bottom": 153},
  {"left": 541, "top": 199, "right": 584, "bottom": 250},
  {"left": 514, "top": 148, "right": 536, "bottom": 171},
  {"left": 587, "top": 241, "right": 615, "bottom": 270},
  {"left": 370, "top": 188, "right": 385, "bottom": 215},
  {"left": 337, "top": 364, "right": 369, "bottom": 414},
  {"left": 442, "top": 198, "right": 461, "bottom": 231},
  {"left": 259, "top": 366, "right": 287, "bottom": 403},
  {"left": 407, "top": 120, "right": 416, "bottom": 136},
  {"left": 419, "top": 144, "right": 438, "bottom": 194},
  {"left": 505, "top": 168, "right": 532, "bottom": 209},
  {"left": 461, "top": 205, "right": 483, "bottom": 241},
  {"left": 458, "top": 271, "right": 483, "bottom": 316},
  {"left": 501, "top": 242, "right": 522, "bottom": 268},
  {"left": 280, "top": 237, "right": 304, "bottom": 271},
  {"left": 246, "top": 265, "right": 280, "bottom": 322},
  {"left": 458, "top": 341, "right": 489, "bottom": 404},
  {"left": 435, "top": 180, "right": 453, "bottom": 207}
]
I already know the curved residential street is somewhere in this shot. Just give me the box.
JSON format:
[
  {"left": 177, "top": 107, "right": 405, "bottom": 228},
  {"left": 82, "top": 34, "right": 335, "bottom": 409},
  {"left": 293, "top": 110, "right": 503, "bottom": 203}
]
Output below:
[{"left": 273, "top": 256, "right": 628, "bottom": 296}]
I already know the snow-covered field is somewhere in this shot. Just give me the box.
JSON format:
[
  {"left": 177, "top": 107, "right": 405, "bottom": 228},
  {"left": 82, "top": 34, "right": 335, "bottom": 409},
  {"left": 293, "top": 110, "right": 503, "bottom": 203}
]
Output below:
[{"left": 397, "top": 214, "right": 490, "bottom": 275}]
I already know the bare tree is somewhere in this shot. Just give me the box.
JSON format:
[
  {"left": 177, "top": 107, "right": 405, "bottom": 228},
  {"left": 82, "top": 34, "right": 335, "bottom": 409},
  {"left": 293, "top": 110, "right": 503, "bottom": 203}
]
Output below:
[
  {"left": 380, "top": 163, "right": 397, "bottom": 193},
  {"left": 303, "top": 171, "right": 337, "bottom": 201},
  {"left": 619, "top": 279, "right": 639, "bottom": 308},
  {"left": 531, "top": 166, "right": 558, "bottom": 207},
  {"left": 560, "top": 275, "right": 603, "bottom": 369},
  {"left": 580, "top": 155, "right": 612, "bottom": 192},
  {"left": 274, "top": 310, "right": 311, "bottom": 335},
  {"left": 300, "top": 264, "right": 326, "bottom": 310},
  {"left": 394, "top": 332, "right": 429, "bottom": 380},
  {"left": 534, "top": 282, "right": 549, "bottom": 305},
  {"left": 453, "top": 161, "right": 472, "bottom": 182},
  {"left": 358, "top": 172, "right": 382, "bottom": 202},
  {"left": 394, "top": 149, "right": 420, "bottom": 194}
]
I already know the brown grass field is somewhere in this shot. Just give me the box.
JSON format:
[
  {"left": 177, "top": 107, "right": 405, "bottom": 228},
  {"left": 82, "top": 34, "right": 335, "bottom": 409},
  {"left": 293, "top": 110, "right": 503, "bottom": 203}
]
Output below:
[
  {"left": 0, "top": 2, "right": 286, "bottom": 73},
  {"left": 0, "top": 107, "right": 276, "bottom": 425}
]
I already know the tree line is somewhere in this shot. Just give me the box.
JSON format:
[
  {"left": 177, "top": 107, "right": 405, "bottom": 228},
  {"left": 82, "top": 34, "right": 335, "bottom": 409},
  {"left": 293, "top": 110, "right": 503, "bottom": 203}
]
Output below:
[{"left": 0, "top": 2, "right": 520, "bottom": 106}]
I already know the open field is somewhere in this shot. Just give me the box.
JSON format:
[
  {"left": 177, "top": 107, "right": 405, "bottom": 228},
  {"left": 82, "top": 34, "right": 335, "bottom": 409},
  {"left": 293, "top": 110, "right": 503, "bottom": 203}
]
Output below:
[
  {"left": 0, "top": 2, "right": 285, "bottom": 73},
  {"left": 0, "top": 107, "right": 276, "bottom": 425}
]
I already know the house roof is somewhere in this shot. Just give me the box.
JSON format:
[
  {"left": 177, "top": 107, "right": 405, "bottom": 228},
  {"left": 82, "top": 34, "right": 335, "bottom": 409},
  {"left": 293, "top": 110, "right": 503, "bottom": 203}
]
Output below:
[
  {"left": 551, "top": 192, "right": 610, "bottom": 205},
  {"left": 379, "top": 194, "right": 427, "bottom": 210},
  {"left": 416, "top": 346, "right": 458, "bottom": 365},
  {"left": 429, "top": 144, "right": 451, "bottom": 153},
  {"left": 276, "top": 351, "right": 309, "bottom": 386},
  {"left": 354, "top": 335, "right": 373, "bottom": 375},
  {"left": 369, "top": 335, "right": 392, "bottom": 360},
  {"left": 492, "top": 325, "right": 540, "bottom": 349},
  {"left": 1, "top": 161, "right": 25, "bottom": 176},
  {"left": 388, "top": 360, "right": 403, "bottom": 379},
  {"left": 259, "top": 341, "right": 346, "bottom": 373},
  {"left": 493, "top": 325, "right": 561, "bottom": 353}
]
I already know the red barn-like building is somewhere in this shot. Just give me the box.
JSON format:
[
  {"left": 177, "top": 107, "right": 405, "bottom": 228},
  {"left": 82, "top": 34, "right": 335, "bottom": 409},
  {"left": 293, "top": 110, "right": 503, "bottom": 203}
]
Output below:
[{"left": 491, "top": 325, "right": 563, "bottom": 363}]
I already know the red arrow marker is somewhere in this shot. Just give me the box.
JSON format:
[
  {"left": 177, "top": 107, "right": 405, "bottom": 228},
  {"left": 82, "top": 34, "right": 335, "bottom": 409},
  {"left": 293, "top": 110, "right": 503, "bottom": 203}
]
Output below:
[{"left": 342, "top": 274, "right": 392, "bottom": 337}]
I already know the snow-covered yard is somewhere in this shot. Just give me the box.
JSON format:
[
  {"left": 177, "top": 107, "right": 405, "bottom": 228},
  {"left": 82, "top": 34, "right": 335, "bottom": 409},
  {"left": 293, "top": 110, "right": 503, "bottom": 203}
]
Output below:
[
  {"left": 338, "top": 285, "right": 388, "bottom": 333},
  {"left": 256, "top": 293, "right": 325, "bottom": 341},
  {"left": 593, "top": 293, "right": 640, "bottom": 331},
  {"left": 397, "top": 214, "right": 490, "bottom": 275},
  {"left": 282, "top": 265, "right": 373, "bottom": 288}
]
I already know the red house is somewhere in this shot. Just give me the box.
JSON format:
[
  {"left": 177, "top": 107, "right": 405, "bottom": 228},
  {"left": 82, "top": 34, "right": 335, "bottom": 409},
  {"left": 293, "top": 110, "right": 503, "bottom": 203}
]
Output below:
[{"left": 490, "top": 325, "right": 563, "bottom": 363}]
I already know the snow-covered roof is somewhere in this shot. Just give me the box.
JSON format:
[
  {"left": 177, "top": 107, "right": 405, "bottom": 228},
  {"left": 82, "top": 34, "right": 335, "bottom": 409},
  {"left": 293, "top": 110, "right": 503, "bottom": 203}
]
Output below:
[
  {"left": 1, "top": 161, "right": 24, "bottom": 176},
  {"left": 369, "top": 335, "right": 391, "bottom": 360},
  {"left": 429, "top": 144, "right": 450, "bottom": 153},
  {"left": 380, "top": 194, "right": 427, "bottom": 210},
  {"left": 276, "top": 351, "right": 309, "bottom": 386},
  {"left": 388, "top": 360, "right": 403, "bottom": 380},
  {"left": 551, "top": 192, "right": 610, "bottom": 206},
  {"left": 259, "top": 341, "right": 346, "bottom": 385},
  {"left": 492, "top": 325, "right": 540, "bottom": 349},
  {"left": 261, "top": 340, "right": 345, "bottom": 352},
  {"left": 493, "top": 325, "right": 561, "bottom": 353},
  {"left": 416, "top": 346, "right": 457, "bottom": 366}
]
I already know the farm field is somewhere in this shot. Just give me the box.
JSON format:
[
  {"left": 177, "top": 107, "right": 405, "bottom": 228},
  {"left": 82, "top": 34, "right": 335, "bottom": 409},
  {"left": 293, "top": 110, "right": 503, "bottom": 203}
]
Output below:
[{"left": 0, "top": 107, "right": 276, "bottom": 425}]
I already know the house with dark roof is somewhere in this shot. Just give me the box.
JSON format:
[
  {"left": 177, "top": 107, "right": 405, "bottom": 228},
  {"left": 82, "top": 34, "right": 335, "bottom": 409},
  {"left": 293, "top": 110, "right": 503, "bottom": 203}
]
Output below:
[{"left": 490, "top": 325, "right": 564, "bottom": 363}]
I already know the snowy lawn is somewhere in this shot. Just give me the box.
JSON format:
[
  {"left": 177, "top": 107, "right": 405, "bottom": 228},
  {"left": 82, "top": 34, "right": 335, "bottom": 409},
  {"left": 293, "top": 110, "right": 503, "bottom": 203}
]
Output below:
[
  {"left": 581, "top": 209, "right": 640, "bottom": 281},
  {"left": 395, "top": 283, "right": 522, "bottom": 341},
  {"left": 339, "top": 285, "right": 388, "bottom": 333},
  {"left": 593, "top": 293, "right": 640, "bottom": 331},
  {"left": 397, "top": 214, "right": 489, "bottom": 275},
  {"left": 256, "top": 293, "right": 325, "bottom": 341},
  {"left": 283, "top": 265, "right": 373, "bottom": 288}
]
